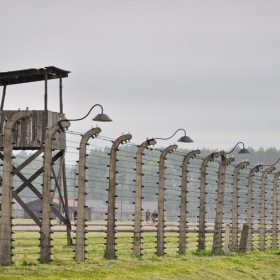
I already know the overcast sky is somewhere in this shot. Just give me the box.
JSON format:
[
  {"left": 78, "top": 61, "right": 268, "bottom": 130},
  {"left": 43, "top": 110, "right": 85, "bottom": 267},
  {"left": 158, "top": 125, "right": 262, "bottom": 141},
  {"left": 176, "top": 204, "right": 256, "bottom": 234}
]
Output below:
[{"left": 1, "top": 0, "right": 280, "bottom": 152}]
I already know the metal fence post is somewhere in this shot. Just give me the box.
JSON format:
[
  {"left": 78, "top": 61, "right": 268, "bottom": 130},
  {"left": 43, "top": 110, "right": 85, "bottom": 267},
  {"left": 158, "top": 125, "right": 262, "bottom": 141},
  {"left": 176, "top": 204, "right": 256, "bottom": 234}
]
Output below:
[
  {"left": 231, "top": 161, "right": 249, "bottom": 252},
  {"left": 40, "top": 120, "right": 70, "bottom": 263},
  {"left": 178, "top": 149, "right": 200, "bottom": 255},
  {"left": 157, "top": 144, "right": 178, "bottom": 257},
  {"left": 75, "top": 127, "right": 101, "bottom": 262},
  {"left": 105, "top": 134, "right": 132, "bottom": 259},
  {"left": 133, "top": 139, "right": 156, "bottom": 255},
  {"left": 0, "top": 111, "right": 31, "bottom": 266},
  {"left": 198, "top": 152, "right": 219, "bottom": 251},
  {"left": 212, "top": 151, "right": 234, "bottom": 254},
  {"left": 259, "top": 166, "right": 275, "bottom": 251}
]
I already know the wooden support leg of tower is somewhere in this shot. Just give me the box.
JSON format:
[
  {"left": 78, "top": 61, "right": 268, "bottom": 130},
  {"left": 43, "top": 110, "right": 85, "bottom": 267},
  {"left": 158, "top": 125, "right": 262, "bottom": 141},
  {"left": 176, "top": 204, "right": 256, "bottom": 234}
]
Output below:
[
  {"left": 13, "top": 148, "right": 44, "bottom": 174},
  {"left": 51, "top": 153, "right": 64, "bottom": 201},
  {"left": 51, "top": 166, "right": 70, "bottom": 228},
  {"left": 58, "top": 167, "right": 62, "bottom": 225},
  {"left": 0, "top": 111, "right": 32, "bottom": 266},
  {"left": 1, "top": 84, "right": 7, "bottom": 110},
  {"left": 0, "top": 150, "right": 63, "bottom": 196},
  {"left": 0, "top": 151, "right": 67, "bottom": 226},
  {"left": 51, "top": 152, "right": 64, "bottom": 227},
  {"left": 62, "top": 157, "right": 73, "bottom": 246},
  {"left": 0, "top": 179, "right": 42, "bottom": 226},
  {"left": 12, "top": 191, "right": 41, "bottom": 226}
]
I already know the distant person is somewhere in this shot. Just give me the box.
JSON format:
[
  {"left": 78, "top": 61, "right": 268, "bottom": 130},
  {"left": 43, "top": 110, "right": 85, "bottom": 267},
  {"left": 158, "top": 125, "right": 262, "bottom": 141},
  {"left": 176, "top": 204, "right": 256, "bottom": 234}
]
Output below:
[
  {"left": 151, "top": 210, "right": 158, "bottom": 225},
  {"left": 72, "top": 208, "right": 78, "bottom": 226},
  {"left": 145, "top": 209, "right": 151, "bottom": 225}
]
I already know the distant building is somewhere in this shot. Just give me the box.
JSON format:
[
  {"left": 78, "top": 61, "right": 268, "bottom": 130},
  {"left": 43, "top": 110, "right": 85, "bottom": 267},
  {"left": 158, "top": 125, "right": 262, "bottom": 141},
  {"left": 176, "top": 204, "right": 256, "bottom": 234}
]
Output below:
[
  {"left": 24, "top": 198, "right": 92, "bottom": 221},
  {"left": 19, "top": 197, "right": 160, "bottom": 221}
]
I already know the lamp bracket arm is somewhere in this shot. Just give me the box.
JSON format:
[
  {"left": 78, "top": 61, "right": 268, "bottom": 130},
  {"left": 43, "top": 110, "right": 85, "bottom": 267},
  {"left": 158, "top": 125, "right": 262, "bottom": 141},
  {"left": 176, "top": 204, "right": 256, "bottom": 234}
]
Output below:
[
  {"left": 152, "top": 128, "right": 186, "bottom": 141},
  {"left": 58, "top": 104, "right": 103, "bottom": 130},
  {"left": 226, "top": 142, "right": 245, "bottom": 154}
]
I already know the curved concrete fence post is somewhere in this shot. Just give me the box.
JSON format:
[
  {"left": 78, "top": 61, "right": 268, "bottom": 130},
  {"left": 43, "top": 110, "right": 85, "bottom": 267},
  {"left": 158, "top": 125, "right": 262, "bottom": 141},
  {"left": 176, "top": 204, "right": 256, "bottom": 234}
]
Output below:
[
  {"left": 0, "top": 110, "right": 32, "bottom": 266},
  {"left": 178, "top": 149, "right": 200, "bottom": 255},
  {"left": 259, "top": 166, "right": 275, "bottom": 251},
  {"left": 271, "top": 171, "right": 280, "bottom": 249},
  {"left": 75, "top": 127, "right": 101, "bottom": 262},
  {"left": 212, "top": 151, "right": 234, "bottom": 254},
  {"left": 133, "top": 139, "right": 156, "bottom": 255},
  {"left": 40, "top": 120, "right": 70, "bottom": 263},
  {"left": 231, "top": 161, "right": 249, "bottom": 252},
  {"left": 105, "top": 134, "right": 132, "bottom": 259},
  {"left": 157, "top": 144, "right": 178, "bottom": 257},
  {"left": 246, "top": 165, "right": 263, "bottom": 251},
  {"left": 198, "top": 152, "right": 219, "bottom": 251}
]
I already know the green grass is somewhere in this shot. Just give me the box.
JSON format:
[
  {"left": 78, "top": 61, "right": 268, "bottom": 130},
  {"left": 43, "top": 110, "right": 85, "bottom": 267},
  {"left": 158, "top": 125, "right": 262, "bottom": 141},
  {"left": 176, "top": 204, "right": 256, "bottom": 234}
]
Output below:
[
  {"left": 0, "top": 232, "right": 280, "bottom": 280},
  {"left": 13, "top": 219, "right": 37, "bottom": 225},
  {"left": 1, "top": 249, "right": 280, "bottom": 279},
  {"left": 0, "top": 231, "right": 280, "bottom": 279}
]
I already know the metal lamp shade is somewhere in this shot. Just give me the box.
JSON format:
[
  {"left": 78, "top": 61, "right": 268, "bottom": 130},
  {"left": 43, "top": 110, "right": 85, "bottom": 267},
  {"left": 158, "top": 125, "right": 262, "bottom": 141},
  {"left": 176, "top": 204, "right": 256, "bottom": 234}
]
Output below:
[
  {"left": 178, "top": 136, "right": 193, "bottom": 143},
  {"left": 238, "top": 148, "right": 250, "bottom": 154},
  {"left": 92, "top": 113, "right": 112, "bottom": 122}
]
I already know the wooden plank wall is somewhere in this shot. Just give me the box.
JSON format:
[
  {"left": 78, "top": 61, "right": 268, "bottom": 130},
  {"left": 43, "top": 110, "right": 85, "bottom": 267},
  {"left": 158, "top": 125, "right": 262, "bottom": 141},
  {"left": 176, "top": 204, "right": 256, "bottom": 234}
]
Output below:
[{"left": 0, "top": 110, "right": 66, "bottom": 150}]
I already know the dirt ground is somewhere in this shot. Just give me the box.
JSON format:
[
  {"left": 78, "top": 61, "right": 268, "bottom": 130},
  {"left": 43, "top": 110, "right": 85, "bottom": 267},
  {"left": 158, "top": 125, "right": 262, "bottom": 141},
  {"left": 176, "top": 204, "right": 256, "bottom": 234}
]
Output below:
[{"left": 13, "top": 223, "right": 187, "bottom": 232}]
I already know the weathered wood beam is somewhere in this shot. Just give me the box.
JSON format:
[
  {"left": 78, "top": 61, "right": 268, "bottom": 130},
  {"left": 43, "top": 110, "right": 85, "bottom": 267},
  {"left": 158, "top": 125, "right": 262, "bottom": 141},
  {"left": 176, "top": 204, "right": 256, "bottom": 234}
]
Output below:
[
  {"left": 59, "top": 75, "right": 63, "bottom": 113},
  {"left": 44, "top": 74, "right": 48, "bottom": 111},
  {"left": 51, "top": 205, "right": 69, "bottom": 225},
  {"left": 51, "top": 153, "right": 64, "bottom": 201},
  {"left": 1, "top": 85, "right": 6, "bottom": 110},
  {"left": 15, "top": 168, "right": 43, "bottom": 196},
  {"left": 62, "top": 157, "right": 73, "bottom": 246},
  {"left": 13, "top": 147, "right": 44, "bottom": 174},
  {"left": 51, "top": 166, "right": 67, "bottom": 216},
  {"left": 8, "top": 150, "right": 63, "bottom": 194},
  {"left": 12, "top": 191, "right": 41, "bottom": 226}
]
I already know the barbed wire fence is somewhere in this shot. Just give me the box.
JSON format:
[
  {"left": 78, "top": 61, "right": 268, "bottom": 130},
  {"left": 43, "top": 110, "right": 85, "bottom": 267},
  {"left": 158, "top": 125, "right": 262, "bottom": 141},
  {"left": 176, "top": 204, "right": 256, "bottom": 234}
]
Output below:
[{"left": 1, "top": 128, "right": 279, "bottom": 263}]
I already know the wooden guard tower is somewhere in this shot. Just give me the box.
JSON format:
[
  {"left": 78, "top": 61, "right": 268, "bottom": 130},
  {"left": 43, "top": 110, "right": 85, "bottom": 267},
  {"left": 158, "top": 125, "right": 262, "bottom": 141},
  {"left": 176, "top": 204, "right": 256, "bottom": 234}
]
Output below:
[{"left": 0, "top": 66, "right": 73, "bottom": 265}]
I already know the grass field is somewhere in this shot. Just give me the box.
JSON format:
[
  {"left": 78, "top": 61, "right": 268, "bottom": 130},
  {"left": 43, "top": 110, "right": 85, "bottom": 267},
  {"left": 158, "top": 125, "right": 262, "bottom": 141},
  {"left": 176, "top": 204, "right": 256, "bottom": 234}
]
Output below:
[{"left": 0, "top": 230, "right": 280, "bottom": 279}]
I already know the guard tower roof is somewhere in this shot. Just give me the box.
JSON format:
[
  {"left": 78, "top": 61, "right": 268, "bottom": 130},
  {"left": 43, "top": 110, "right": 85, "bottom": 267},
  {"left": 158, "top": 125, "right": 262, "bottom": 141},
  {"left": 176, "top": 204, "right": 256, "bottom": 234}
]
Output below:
[{"left": 0, "top": 66, "right": 70, "bottom": 86}]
